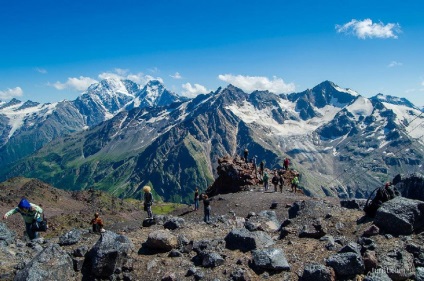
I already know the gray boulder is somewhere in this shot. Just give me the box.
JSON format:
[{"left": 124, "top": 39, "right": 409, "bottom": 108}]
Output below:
[
  {"left": 325, "top": 252, "right": 364, "bottom": 278},
  {"left": 163, "top": 217, "right": 185, "bottom": 230},
  {"left": 363, "top": 270, "right": 392, "bottom": 281},
  {"left": 378, "top": 249, "right": 415, "bottom": 281},
  {"left": 374, "top": 197, "right": 424, "bottom": 235},
  {"left": 416, "top": 267, "right": 424, "bottom": 281},
  {"left": 225, "top": 228, "right": 274, "bottom": 252},
  {"left": 338, "top": 242, "right": 361, "bottom": 255},
  {"left": 0, "top": 222, "right": 15, "bottom": 246},
  {"left": 251, "top": 248, "right": 290, "bottom": 272},
  {"left": 87, "top": 230, "right": 134, "bottom": 279},
  {"left": 200, "top": 252, "right": 225, "bottom": 268},
  {"left": 340, "top": 199, "right": 367, "bottom": 210},
  {"left": 59, "top": 228, "right": 83, "bottom": 246},
  {"left": 14, "top": 243, "right": 75, "bottom": 281},
  {"left": 393, "top": 173, "right": 424, "bottom": 201},
  {"left": 300, "top": 263, "right": 335, "bottom": 281},
  {"left": 145, "top": 229, "right": 178, "bottom": 252}
]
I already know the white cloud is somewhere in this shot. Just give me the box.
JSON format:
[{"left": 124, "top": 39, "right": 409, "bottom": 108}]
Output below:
[
  {"left": 0, "top": 87, "right": 23, "bottom": 100},
  {"left": 35, "top": 67, "right": 47, "bottom": 74},
  {"left": 170, "top": 72, "right": 182, "bottom": 79},
  {"left": 336, "top": 19, "right": 401, "bottom": 39},
  {"left": 218, "top": 74, "right": 295, "bottom": 93},
  {"left": 99, "top": 70, "right": 163, "bottom": 85},
  {"left": 182, "top": 83, "right": 210, "bottom": 98},
  {"left": 52, "top": 76, "right": 98, "bottom": 91},
  {"left": 388, "top": 61, "right": 402, "bottom": 68}
]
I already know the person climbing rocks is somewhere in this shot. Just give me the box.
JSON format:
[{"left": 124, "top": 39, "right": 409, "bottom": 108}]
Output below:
[
  {"left": 143, "top": 185, "right": 154, "bottom": 219},
  {"left": 364, "top": 182, "right": 400, "bottom": 217},
  {"left": 3, "top": 198, "right": 43, "bottom": 240},
  {"left": 291, "top": 175, "right": 299, "bottom": 193},
  {"left": 91, "top": 212, "right": 105, "bottom": 233}
]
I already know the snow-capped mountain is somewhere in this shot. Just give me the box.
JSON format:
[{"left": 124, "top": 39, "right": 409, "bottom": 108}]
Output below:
[
  {"left": 0, "top": 78, "right": 184, "bottom": 168},
  {"left": 1, "top": 81, "right": 422, "bottom": 202}
]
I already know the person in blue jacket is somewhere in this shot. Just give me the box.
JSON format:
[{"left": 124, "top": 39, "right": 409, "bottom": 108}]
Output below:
[{"left": 3, "top": 198, "right": 43, "bottom": 240}]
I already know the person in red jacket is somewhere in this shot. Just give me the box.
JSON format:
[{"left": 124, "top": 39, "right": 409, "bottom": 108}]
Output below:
[{"left": 284, "top": 158, "right": 290, "bottom": 170}]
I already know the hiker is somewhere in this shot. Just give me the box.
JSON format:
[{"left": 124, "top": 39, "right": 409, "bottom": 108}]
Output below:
[
  {"left": 279, "top": 174, "right": 285, "bottom": 193},
  {"left": 2, "top": 198, "right": 43, "bottom": 240},
  {"left": 291, "top": 175, "right": 299, "bottom": 193},
  {"left": 364, "top": 182, "right": 399, "bottom": 217},
  {"left": 284, "top": 157, "right": 290, "bottom": 170},
  {"left": 91, "top": 212, "right": 105, "bottom": 233},
  {"left": 202, "top": 194, "right": 211, "bottom": 223},
  {"left": 143, "top": 185, "right": 154, "bottom": 219},
  {"left": 259, "top": 161, "right": 264, "bottom": 176},
  {"left": 194, "top": 188, "right": 200, "bottom": 211},
  {"left": 263, "top": 172, "right": 269, "bottom": 191},
  {"left": 272, "top": 173, "right": 279, "bottom": 192},
  {"left": 244, "top": 148, "right": 249, "bottom": 162}
]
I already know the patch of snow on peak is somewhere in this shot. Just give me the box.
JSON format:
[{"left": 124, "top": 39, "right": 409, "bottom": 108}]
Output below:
[
  {"left": 3, "top": 102, "right": 57, "bottom": 138},
  {"left": 226, "top": 99, "right": 338, "bottom": 136},
  {"left": 334, "top": 85, "right": 359, "bottom": 96},
  {"left": 382, "top": 102, "right": 424, "bottom": 138},
  {"left": 346, "top": 96, "right": 373, "bottom": 120},
  {"left": 145, "top": 84, "right": 161, "bottom": 106}
]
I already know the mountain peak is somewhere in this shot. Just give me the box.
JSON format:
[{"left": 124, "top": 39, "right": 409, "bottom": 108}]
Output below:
[{"left": 370, "top": 93, "right": 416, "bottom": 108}]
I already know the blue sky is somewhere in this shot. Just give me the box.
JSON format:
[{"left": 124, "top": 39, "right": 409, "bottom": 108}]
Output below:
[{"left": 1, "top": 0, "right": 423, "bottom": 106}]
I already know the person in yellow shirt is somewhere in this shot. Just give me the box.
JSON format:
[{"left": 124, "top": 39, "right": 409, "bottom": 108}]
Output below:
[{"left": 3, "top": 198, "right": 43, "bottom": 240}]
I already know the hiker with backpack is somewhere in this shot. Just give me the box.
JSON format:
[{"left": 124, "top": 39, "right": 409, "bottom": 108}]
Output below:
[
  {"left": 202, "top": 194, "right": 211, "bottom": 223},
  {"left": 193, "top": 188, "right": 200, "bottom": 211},
  {"left": 364, "top": 182, "right": 399, "bottom": 217},
  {"left": 263, "top": 172, "right": 269, "bottom": 191},
  {"left": 91, "top": 212, "right": 105, "bottom": 233},
  {"left": 143, "top": 185, "right": 154, "bottom": 219},
  {"left": 291, "top": 175, "right": 299, "bottom": 193},
  {"left": 244, "top": 148, "right": 249, "bottom": 163},
  {"left": 279, "top": 173, "right": 285, "bottom": 193},
  {"left": 272, "top": 172, "right": 279, "bottom": 192},
  {"left": 284, "top": 157, "right": 290, "bottom": 170},
  {"left": 2, "top": 198, "right": 44, "bottom": 240}
]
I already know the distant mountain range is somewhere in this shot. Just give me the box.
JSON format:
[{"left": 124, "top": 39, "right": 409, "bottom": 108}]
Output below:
[{"left": 0, "top": 79, "right": 423, "bottom": 203}]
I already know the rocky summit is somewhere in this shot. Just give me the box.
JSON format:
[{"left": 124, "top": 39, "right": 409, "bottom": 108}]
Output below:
[{"left": 0, "top": 167, "right": 423, "bottom": 280}]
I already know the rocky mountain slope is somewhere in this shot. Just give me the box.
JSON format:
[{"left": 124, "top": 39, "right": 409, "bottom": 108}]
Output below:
[
  {"left": 1, "top": 81, "right": 423, "bottom": 203},
  {"left": 0, "top": 79, "right": 185, "bottom": 169},
  {"left": 0, "top": 172, "right": 423, "bottom": 280}
]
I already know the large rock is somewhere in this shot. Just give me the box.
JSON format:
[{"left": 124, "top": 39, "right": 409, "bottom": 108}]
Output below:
[
  {"left": 225, "top": 228, "right": 274, "bottom": 252},
  {"left": 14, "top": 243, "right": 75, "bottom": 281},
  {"left": 325, "top": 252, "right": 364, "bottom": 278},
  {"left": 378, "top": 249, "right": 415, "bottom": 281},
  {"left": 87, "top": 230, "right": 134, "bottom": 279},
  {"left": 374, "top": 197, "right": 424, "bottom": 235},
  {"left": 363, "top": 270, "right": 392, "bottom": 281},
  {"left": 163, "top": 217, "right": 185, "bottom": 230},
  {"left": 59, "top": 228, "right": 83, "bottom": 246},
  {"left": 145, "top": 229, "right": 178, "bottom": 252},
  {"left": 0, "top": 222, "right": 15, "bottom": 246},
  {"left": 393, "top": 173, "right": 424, "bottom": 201},
  {"left": 340, "top": 199, "right": 367, "bottom": 210},
  {"left": 300, "top": 263, "right": 335, "bottom": 281},
  {"left": 251, "top": 248, "right": 290, "bottom": 272},
  {"left": 416, "top": 267, "right": 424, "bottom": 281}
]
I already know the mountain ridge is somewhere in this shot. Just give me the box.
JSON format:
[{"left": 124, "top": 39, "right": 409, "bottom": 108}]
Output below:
[{"left": 1, "top": 80, "right": 423, "bottom": 203}]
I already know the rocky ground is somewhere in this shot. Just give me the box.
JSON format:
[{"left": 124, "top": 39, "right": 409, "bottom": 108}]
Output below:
[{"left": 1, "top": 173, "right": 424, "bottom": 281}]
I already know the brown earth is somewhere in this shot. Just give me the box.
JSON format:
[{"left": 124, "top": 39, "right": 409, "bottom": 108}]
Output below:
[{"left": 1, "top": 177, "right": 422, "bottom": 281}]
